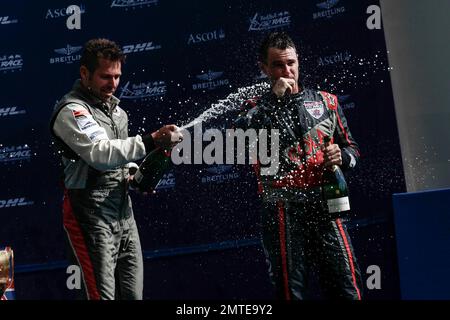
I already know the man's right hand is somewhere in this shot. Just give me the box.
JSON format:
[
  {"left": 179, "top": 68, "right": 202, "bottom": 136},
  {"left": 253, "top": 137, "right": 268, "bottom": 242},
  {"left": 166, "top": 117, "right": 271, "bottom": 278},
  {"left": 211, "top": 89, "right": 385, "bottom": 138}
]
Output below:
[
  {"left": 272, "top": 77, "right": 296, "bottom": 97},
  {"left": 151, "top": 124, "right": 182, "bottom": 149}
]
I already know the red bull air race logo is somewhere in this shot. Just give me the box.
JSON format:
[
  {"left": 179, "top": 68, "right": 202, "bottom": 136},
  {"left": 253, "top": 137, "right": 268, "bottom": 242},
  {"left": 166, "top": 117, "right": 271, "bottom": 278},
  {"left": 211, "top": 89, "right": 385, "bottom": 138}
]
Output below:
[
  {"left": 155, "top": 171, "right": 176, "bottom": 190},
  {"left": 0, "top": 144, "right": 32, "bottom": 163},
  {"left": 111, "top": 0, "right": 158, "bottom": 9},
  {"left": 0, "top": 54, "right": 23, "bottom": 73},
  {"left": 118, "top": 81, "right": 166, "bottom": 101},
  {"left": 248, "top": 11, "right": 291, "bottom": 31}
]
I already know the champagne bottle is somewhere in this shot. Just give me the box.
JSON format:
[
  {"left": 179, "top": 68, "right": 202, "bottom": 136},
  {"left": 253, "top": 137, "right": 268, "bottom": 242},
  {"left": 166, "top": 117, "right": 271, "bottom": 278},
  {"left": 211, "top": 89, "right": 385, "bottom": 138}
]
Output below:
[
  {"left": 130, "top": 127, "right": 183, "bottom": 192},
  {"left": 322, "top": 136, "right": 350, "bottom": 213}
]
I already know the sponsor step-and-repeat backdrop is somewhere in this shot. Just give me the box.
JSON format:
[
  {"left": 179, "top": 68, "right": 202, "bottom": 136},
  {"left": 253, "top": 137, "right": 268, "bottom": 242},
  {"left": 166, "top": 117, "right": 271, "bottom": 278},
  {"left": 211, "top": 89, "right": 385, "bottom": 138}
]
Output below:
[{"left": 0, "top": 0, "right": 405, "bottom": 299}]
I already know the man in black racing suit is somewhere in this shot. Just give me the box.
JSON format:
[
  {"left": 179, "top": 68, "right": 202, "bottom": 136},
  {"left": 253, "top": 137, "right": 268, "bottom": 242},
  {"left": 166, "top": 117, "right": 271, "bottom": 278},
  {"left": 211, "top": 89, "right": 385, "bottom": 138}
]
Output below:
[{"left": 235, "top": 32, "right": 363, "bottom": 300}]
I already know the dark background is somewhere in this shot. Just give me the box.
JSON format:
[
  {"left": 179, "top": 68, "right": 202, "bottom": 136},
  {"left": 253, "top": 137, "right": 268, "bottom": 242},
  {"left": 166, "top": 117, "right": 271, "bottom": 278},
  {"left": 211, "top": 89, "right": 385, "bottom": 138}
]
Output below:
[{"left": 0, "top": 0, "right": 405, "bottom": 299}]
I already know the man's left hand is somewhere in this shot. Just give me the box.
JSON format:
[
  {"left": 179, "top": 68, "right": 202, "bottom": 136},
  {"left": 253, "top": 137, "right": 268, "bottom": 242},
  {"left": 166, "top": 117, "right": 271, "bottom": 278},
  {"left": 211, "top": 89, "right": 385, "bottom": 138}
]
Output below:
[{"left": 322, "top": 143, "right": 342, "bottom": 167}]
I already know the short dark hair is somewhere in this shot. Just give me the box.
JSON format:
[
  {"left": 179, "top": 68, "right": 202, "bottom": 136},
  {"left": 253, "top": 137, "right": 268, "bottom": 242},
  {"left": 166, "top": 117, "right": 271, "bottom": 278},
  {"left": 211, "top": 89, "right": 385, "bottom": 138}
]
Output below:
[
  {"left": 258, "top": 32, "right": 297, "bottom": 64},
  {"left": 80, "top": 38, "right": 125, "bottom": 73}
]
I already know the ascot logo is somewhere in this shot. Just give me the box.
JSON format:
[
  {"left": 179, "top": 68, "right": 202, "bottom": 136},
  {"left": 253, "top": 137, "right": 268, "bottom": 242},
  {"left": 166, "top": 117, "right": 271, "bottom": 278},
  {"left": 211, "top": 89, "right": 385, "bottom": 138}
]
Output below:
[
  {"left": 187, "top": 29, "right": 225, "bottom": 45},
  {"left": 0, "top": 144, "right": 32, "bottom": 163},
  {"left": 122, "top": 41, "right": 161, "bottom": 54},
  {"left": 338, "top": 94, "right": 356, "bottom": 110},
  {"left": 0, "top": 16, "right": 18, "bottom": 25},
  {"left": 50, "top": 45, "right": 82, "bottom": 65},
  {"left": 192, "top": 70, "right": 229, "bottom": 91},
  {"left": 201, "top": 165, "right": 240, "bottom": 184},
  {"left": 317, "top": 51, "right": 351, "bottom": 66},
  {"left": 0, "top": 54, "right": 23, "bottom": 73},
  {"left": 313, "top": 0, "right": 346, "bottom": 20},
  {"left": 249, "top": 11, "right": 291, "bottom": 31},
  {"left": 0, "top": 107, "right": 26, "bottom": 117},
  {"left": 119, "top": 81, "right": 166, "bottom": 100},
  {"left": 45, "top": 4, "right": 86, "bottom": 19},
  {"left": 0, "top": 197, "right": 34, "bottom": 209},
  {"left": 111, "top": 0, "right": 158, "bottom": 9}
]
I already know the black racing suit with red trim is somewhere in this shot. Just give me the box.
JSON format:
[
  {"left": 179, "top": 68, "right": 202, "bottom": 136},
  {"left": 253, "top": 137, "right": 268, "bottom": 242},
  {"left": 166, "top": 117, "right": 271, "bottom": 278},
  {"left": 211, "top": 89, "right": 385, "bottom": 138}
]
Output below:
[{"left": 235, "top": 88, "right": 363, "bottom": 300}]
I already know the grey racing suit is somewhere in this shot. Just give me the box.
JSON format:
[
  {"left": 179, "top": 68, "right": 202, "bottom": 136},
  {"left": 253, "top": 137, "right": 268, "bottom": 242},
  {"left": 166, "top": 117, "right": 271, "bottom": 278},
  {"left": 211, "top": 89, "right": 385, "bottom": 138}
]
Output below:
[{"left": 50, "top": 80, "right": 155, "bottom": 300}]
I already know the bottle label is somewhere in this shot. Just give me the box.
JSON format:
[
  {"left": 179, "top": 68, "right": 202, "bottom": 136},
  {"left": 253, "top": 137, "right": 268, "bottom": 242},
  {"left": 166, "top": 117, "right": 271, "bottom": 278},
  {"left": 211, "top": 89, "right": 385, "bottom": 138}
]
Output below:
[{"left": 327, "top": 196, "right": 350, "bottom": 213}]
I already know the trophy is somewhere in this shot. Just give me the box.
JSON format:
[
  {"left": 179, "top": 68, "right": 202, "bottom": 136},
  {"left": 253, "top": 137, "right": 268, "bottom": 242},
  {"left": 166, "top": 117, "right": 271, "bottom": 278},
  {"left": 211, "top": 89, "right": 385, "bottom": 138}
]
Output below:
[{"left": 0, "top": 247, "right": 14, "bottom": 298}]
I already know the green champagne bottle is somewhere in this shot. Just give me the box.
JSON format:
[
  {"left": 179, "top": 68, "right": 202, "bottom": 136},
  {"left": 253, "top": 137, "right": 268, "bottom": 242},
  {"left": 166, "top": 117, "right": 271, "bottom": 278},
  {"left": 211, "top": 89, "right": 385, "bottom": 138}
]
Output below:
[
  {"left": 322, "top": 136, "right": 350, "bottom": 213},
  {"left": 131, "top": 147, "right": 171, "bottom": 192},
  {"left": 130, "top": 127, "right": 183, "bottom": 192}
]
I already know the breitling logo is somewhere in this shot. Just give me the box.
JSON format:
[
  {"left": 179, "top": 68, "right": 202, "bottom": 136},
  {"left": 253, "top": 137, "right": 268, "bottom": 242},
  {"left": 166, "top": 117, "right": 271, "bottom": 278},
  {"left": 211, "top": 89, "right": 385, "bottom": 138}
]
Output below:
[
  {"left": 192, "top": 70, "right": 229, "bottom": 91},
  {"left": 50, "top": 44, "right": 82, "bottom": 64},
  {"left": 196, "top": 71, "right": 223, "bottom": 81},
  {"left": 54, "top": 45, "right": 82, "bottom": 56},
  {"left": 316, "top": 0, "right": 340, "bottom": 10},
  {"left": 202, "top": 165, "right": 240, "bottom": 184},
  {"left": 313, "top": 0, "right": 345, "bottom": 19}
]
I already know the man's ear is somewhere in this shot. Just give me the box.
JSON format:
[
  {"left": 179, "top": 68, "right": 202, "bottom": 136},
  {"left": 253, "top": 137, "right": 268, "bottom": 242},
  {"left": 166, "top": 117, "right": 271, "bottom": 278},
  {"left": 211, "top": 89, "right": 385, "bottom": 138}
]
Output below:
[
  {"left": 80, "top": 65, "right": 89, "bottom": 82},
  {"left": 258, "top": 61, "right": 269, "bottom": 77}
]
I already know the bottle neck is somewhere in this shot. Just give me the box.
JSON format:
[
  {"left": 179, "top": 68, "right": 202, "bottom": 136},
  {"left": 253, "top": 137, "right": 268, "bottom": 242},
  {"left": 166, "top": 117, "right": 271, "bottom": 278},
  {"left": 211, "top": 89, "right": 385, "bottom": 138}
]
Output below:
[{"left": 323, "top": 137, "right": 337, "bottom": 171}]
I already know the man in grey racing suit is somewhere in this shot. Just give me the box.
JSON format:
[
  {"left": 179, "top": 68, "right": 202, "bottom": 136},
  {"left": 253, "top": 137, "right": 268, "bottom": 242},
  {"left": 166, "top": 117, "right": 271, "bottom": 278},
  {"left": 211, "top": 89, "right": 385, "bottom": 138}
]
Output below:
[{"left": 50, "top": 38, "right": 179, "bottom": 300}]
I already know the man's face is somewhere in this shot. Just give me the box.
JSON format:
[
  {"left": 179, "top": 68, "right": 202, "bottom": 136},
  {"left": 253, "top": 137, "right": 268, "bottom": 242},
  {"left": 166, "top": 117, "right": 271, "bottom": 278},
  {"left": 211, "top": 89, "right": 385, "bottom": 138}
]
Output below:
[
  {"left": 261, "top": 46, "right": 299, "bottom": 93},
  {"left": 81, "top": 58, "right": 122, "bottom": 102}
]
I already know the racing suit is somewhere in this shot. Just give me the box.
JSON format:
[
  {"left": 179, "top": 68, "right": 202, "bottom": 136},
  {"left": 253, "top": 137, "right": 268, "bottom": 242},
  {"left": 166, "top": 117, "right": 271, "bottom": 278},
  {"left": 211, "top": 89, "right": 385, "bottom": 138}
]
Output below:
[
  {"left": 236, "top": 88, "right": 363, "bottom": 300},
  {"left": 50, "top": 80, "right": 155, "bottom": 300}
]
